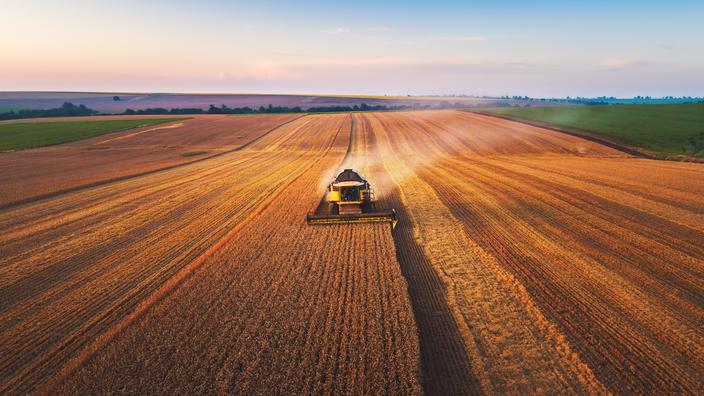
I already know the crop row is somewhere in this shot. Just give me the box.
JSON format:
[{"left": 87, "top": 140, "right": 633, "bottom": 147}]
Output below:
[
  {"left": 0, "top": 114, "right": 301, "bottom": 206},
  {"left": 50, "top": 113, "right": 421, "bottom": 394},
  {"left": 0, "top": 114, "right": 350, "bottom": 393},
  {"left": 361, "top": 110, "right": 704, "bottom": 394}
]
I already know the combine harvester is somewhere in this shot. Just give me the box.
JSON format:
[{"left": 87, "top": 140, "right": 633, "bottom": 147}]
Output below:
[{"left": 306, "top": 168, "right": 397, "bottom": 229}]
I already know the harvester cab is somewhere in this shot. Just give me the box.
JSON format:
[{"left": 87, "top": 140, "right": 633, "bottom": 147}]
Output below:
[{"left": 306, "top": 168, "right": 397, "bottom": 229}]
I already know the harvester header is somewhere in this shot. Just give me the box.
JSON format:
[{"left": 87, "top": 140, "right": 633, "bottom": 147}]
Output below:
[{"left": 306, "top": 168, "right": 397, "bottom": 229}]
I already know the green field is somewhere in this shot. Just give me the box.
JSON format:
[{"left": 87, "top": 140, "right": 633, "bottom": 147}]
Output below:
[
  {"left": 0, "top": 118, "right": 182, "bottom": 151},
  {"left": 474, "top": 104, "right": 704, "bottom": 158}
]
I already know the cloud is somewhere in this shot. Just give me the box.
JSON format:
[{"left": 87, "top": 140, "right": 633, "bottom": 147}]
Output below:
[{"left": 320, "top": 27, "right": 350, "bottom": 35}]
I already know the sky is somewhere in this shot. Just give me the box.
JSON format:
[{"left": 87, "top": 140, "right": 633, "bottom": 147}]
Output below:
[{"left": 1, "top": 0, "right": 703, "bottom": 97}]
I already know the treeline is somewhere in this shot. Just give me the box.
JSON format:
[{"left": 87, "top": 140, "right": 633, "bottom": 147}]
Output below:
[
  {"left": 0, "top": 102, "right": 98, "bottom": 121},
  {"left": 123, "top": 103, "right": 428, "bottom": 115},
  {"left": 498, "top": 95, "right": 704, "bottom": 105},
  {"left": 0, "top": 101, "right": 439, "bottom": 121}
]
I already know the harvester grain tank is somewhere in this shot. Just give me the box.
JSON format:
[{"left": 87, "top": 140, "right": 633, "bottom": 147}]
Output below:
[{"left": 306, "top": 168, "right": 397, "bottom": 229}]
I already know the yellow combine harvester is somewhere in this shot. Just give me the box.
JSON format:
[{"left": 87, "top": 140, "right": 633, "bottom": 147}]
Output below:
[{"left": 306, "top": 168, "right": 397, "bottom": 229}]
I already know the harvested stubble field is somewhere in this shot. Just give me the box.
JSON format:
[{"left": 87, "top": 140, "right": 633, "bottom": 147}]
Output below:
[
  {"left": 49, "top": 114, "right": 421, "bottom": 394},
  {"left": 1, "top": 113, "right": 421, "bottom": 395},
  {"left": 0, "top": 113, "right": 301, "bottom": 206},
  {"left": 360, "top": 111, "right": 704, "bottom": 394},
  {"left": 1, "top": 110, "right": 702, "bottom": 395}
]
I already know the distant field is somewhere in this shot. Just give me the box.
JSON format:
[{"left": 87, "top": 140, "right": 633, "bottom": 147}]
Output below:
[
  {"left": 473, "top": 104, "right": 704, "bottom": 158},
  {"left": 0, "top": 91, "right": 510, "bottom": 113},
  {"left": 0, "top": 118, "right": 181, "bottom": 151}
]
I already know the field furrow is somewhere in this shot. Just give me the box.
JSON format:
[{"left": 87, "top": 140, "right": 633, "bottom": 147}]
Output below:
[
  {"left": 361, "top": 110, "right": 704, "bottom": 394},
  {"left": 0, "top": 114, "right": 351, "bottom": 394},
  {"left": 48, "top": 113, "right": 422, "bottom": 395},
  {"left": 363, "top": 111, "right": 606, "bottom": 394},
  {"left": 0, "top": 114, "right": 302, "bottom": 206},
  {"left": 3, "top": 108, "right": 702, "bottom": 395},
  {"left": 350, "top": 113, "right": 482, "bottom": 394}
]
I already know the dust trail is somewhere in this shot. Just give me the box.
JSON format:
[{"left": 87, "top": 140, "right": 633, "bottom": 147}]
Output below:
[
  {"left": 315, "top": 114, "right": 376, "bottom": 199},
  {"left": 314, "top": 108, "right": 612, "bottom": 201}
]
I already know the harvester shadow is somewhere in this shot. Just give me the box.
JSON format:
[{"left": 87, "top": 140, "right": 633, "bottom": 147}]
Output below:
[{"left": 384, "top": 187, "right": 482, "bottom": 395}]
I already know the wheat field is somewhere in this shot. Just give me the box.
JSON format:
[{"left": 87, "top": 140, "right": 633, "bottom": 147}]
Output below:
[{"left": 1, "top": 111, "right": 702, "bottom": 394}]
